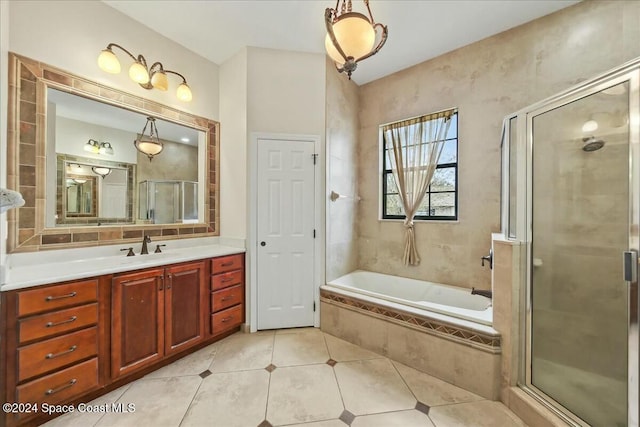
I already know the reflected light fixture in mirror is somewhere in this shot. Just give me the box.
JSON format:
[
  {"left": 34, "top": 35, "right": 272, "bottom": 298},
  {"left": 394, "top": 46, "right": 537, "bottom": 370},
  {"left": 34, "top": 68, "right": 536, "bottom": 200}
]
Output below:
[
  {"left": 91, "top": 166, "right": 112, "bottom": 178},
  {"left": 84, "top": 139, "right": 115, "bottom": 155},
  {"left": 581, "top": 119, "right": 598, "bottom": 133},
  {"left": 324, "top": 0, "right": 388, "bottom": 79},
  {"left": 135, "top": 116, "right": 164, "bottom": 161},
  {"left": 98, "top": 43, "right": 193, "bottom": 102}
]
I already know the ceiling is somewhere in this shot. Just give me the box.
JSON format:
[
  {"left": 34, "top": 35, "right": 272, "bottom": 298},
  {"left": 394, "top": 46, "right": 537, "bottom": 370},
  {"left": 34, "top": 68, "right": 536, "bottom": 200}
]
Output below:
[{"left": 103, "top": 0, "right": 579, "bottom": 85}]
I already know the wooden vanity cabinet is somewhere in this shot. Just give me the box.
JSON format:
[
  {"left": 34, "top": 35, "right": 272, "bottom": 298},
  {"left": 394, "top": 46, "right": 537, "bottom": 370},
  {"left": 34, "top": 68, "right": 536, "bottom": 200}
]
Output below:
[
  {"left": 210, "top": 254, "right": 245, "bottom": 335},
  {"left": 0, "top": 276, "right": 110, "bottom": 427},
  {"left": 1, "top": 253, "right": 243, "bottom": 427},
  {"left": 111, "top": 260, "right": 206, "bottom": 379}
]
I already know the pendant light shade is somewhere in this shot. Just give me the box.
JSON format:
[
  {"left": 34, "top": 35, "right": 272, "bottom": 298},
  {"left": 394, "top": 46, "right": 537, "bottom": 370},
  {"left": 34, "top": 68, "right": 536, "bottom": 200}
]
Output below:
[
  {"left": 98, "top": 48, "right": 121, "bottom": 74},
  {"left": 325, "top": 0, "right": 388, "bottom": 79},
  {"left": 91, "top": 166, "right": 112, "bottom": 178},
  {"left": 324, "top": 13, "right": 375, "bottom": 63},
  {"left": 134, "top": 117, "right": 164, "bottom": 161}
]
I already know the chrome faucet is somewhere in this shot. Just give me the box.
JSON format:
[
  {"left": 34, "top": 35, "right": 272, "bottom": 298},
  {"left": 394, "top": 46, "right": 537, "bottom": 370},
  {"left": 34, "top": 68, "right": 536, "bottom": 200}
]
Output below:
[{"left": 141, "top": 235, "right": 151, "bottom": 255}]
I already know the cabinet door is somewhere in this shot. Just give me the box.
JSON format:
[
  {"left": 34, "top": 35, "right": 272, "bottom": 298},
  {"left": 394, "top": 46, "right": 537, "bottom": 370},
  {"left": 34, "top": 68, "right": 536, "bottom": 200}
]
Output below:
[
  {"left": 165, "top": 261, "right": 206, "bottom": 356},
  {"left": 111, "top": 268, "right": 165, "bottom": 379}
]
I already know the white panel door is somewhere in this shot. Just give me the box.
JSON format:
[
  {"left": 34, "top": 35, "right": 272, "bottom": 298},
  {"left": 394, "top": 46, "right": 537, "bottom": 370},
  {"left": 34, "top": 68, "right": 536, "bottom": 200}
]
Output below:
[{"left": 257, "top": 138, "right": 315, "bottom": 330}]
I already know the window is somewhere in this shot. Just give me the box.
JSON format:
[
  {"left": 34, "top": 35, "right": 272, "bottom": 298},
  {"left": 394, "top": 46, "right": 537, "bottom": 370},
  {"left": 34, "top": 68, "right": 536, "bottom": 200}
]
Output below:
[{"left": 382, "top": 110, "right": 458, "bottom": 220}]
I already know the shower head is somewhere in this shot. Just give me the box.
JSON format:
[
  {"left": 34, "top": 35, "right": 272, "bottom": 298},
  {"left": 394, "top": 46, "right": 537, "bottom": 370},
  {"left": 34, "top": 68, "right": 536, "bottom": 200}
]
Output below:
[{"left": 582, "top": 136, "right": 605, "bottom": 152}]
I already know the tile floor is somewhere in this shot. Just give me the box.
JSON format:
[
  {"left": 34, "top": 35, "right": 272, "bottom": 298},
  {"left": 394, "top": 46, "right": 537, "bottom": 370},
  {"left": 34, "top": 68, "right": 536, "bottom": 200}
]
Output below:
[{"left": 43, "top": 328, "right": 526, "bottom": 427}]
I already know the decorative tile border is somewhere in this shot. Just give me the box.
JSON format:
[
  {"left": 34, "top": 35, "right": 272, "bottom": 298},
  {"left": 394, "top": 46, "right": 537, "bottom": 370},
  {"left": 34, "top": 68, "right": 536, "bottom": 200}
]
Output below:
[
  {"left": 320, "top": 289, "right": 501, "bottom": 353},
  {"left": 6, "top": 53, "right": 220, "bottom": 253}
]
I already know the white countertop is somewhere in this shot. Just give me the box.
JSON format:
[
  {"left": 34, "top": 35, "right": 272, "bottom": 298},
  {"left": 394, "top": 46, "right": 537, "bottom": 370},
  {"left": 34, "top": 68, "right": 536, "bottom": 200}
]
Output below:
[{"left": 1, "top": 237, "right": 245, "bottom": 291}]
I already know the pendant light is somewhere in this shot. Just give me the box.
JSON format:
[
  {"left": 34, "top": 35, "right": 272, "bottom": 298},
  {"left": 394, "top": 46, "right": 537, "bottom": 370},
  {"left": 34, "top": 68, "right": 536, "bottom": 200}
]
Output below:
[
  {"left": 134, "top": 117, "right": 164, "bottom": 162},
  {"left": 325, "top": 0, "right": 388, "bottom": 79}
]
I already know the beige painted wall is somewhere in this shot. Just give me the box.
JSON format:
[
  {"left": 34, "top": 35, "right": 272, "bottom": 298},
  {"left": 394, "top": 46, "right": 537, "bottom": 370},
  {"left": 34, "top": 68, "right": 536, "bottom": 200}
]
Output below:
[
  {"left": 219, "top": 48, "right": 248, "bottom": 240},
  {"left": 7, "top": 0, "right": 219, "bottom": 120},
  {"left": 357, "top": 0, "right": 640, "bottom": 290},
  {"left": 326, "top": 58, "right": 359, "bottom": 281}
]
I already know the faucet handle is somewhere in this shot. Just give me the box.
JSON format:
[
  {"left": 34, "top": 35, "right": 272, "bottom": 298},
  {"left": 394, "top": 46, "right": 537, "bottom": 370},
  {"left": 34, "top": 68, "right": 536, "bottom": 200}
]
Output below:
[
  {"left": 154, "top": 244, "right": 166, "bottom": 253},
  {"left": 120, "top": 247, "right": 135, "bottom": 257}
]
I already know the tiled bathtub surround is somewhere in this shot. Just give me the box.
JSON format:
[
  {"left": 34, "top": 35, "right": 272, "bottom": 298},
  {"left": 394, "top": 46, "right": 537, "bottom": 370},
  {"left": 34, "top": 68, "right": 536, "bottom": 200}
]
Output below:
[
  {"left": 320, "top": 292, "right": 501, "bottom": 400},
  {"left": 43, "top": 328, "right": 524, "bottom": 427}
]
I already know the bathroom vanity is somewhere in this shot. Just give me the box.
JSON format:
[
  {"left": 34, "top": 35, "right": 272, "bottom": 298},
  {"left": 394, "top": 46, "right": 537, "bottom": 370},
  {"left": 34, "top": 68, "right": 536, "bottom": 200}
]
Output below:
[{"left": 0, "top": 246, "right": 245, "bottom": 427}]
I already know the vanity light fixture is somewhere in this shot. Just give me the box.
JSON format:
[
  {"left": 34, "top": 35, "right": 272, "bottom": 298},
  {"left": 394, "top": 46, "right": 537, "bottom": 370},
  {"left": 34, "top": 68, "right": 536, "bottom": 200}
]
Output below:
[
  {"left": 84, "top": 139, "right": 114, "bottom": 155},
  {"left": 91, "top": 166, "right": 112, "bottom": 179},
  {"left": 325, "top": 0, "right": 388, "bottom": 79},
  {"left": 72, "top": 178, "right": 87, "bottom": 184},
  {"left": 98, "top": 43, "right": 193, "bottom": 102},
  {"left": 134, "top": 116, "right": 164, "bottom": 161},
  {"left": 84, "top": 139, "right": 100, "bottom": 153}
]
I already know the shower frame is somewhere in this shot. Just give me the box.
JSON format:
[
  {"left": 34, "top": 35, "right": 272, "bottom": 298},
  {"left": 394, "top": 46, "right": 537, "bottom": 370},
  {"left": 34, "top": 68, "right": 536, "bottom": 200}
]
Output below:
[{"left": 501, "top": 57, "right": 640, "bottom": 426}]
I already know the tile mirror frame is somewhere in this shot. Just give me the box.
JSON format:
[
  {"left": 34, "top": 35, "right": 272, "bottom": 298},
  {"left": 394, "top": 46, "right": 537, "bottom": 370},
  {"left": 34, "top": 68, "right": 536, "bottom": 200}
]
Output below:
[{"left": 6, "top": 52, "right": 220, "bottom": 253}]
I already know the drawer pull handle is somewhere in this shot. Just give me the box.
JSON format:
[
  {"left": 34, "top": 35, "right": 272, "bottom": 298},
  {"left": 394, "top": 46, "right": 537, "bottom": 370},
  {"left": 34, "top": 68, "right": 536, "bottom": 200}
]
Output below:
[
  {"left": 221, "top": 277, "right": 233, "bottom": 283},
  {"left": 46, "top": 316, "right": 77, "bottom": 328},
  {"left": 221, "top": 262, "right": 234, "bottom": 267},
  {"left": 221, "top": 295, "right": 234, "bottom": 302},
  {"left": 221, "top": 316, "right": 233, "bottom": 323},
  {"left": 45, "top": 378, "right": 77, "bottom": 396},
  {"left": 45, "top": 292, "right": 77, "bottom": 301},
  {"left": 45, "top": 345, "right": 77, "bottom": 359}
]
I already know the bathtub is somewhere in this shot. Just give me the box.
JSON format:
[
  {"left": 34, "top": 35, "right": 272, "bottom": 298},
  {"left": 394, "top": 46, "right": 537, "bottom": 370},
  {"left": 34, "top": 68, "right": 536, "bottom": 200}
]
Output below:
[
  {"left": 324, "top": 270, "right": 493, "bottom": 326},
  {"left": 320, "top": 270, "right": 501, "bottom": 399}
]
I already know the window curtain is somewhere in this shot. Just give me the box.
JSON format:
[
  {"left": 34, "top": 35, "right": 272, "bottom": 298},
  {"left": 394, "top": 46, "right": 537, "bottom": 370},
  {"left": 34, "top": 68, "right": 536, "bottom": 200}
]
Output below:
[{"left": 383, "top": 109, "right": 455, "bottom": 265}]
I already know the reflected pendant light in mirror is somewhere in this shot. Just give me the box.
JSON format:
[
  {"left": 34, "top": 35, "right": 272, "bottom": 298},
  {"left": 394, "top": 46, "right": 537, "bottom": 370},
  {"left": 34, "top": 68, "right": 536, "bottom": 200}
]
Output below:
[
  {"left": 134, "top": 116, "right": 164, "bottom": 161},
  {"left": 92, "top": 166, "right": 112, "bottom": 178}
]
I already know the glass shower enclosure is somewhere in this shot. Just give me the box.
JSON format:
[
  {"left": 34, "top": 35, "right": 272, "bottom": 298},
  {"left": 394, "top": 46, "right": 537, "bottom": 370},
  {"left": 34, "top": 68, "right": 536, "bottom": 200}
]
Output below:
[
  {"left": 139, "top": 180, "right": 198, "bottom": 224},
  {"left": 502, "top": 59, "right": 639, "bottom": 426}
]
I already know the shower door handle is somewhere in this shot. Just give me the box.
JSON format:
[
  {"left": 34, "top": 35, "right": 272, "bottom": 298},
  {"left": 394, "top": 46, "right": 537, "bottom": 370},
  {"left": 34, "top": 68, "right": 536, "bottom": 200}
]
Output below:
[{"left": 623, "top": 250, "right": 638, "bottom": 283}]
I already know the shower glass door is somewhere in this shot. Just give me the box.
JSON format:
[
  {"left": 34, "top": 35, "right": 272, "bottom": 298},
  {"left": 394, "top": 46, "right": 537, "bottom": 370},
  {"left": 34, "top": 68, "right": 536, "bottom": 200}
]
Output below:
[{"left": 529, "top": 76, "right": 636, "bottom": 426}]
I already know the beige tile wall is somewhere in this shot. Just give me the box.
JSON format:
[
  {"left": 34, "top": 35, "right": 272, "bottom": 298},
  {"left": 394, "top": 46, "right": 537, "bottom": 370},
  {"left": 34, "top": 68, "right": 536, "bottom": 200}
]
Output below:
[{"left": 356, "top": 0, "right": 640, "bottom": 289}]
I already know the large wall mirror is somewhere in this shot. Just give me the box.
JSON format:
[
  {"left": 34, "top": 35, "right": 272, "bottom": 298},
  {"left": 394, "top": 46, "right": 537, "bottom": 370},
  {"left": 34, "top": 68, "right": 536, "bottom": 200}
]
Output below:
[{"left": 6, "top": 53, "right": 220, "bottom": 252}]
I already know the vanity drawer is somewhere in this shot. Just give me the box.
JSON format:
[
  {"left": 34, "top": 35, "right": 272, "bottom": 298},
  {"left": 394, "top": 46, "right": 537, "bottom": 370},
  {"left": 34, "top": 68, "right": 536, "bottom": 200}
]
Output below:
[
  {"left": 211, "top": 254, "right": 244, "bottom": 274},
  {"left": 18, "top": 279, "right": 98, "bottom": 317},
  {"left": 211, "top": 285, "right": 243, "bottom": 313},
  {"left": 19, "top": 303, "right": 98, "bottom": 344},
  {"left": 210, "top": 304, "right": 243, "bottom": 335},
  {"left": 210, "top": 270, "right": 243, "bottom": 291},
  {"left": 16, "top": 357, "right": 98, "bottom": 407},
  {"left": 18, "top": 327, "right": 98, "bottom": 382}
]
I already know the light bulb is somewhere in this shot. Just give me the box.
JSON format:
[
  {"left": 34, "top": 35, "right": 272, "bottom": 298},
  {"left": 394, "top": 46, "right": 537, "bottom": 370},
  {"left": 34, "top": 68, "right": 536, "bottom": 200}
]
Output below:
[
  {"left": 129, "top": 62, "right": 150, "bottom": 84},
  {"left": 176, "top": 82, "right": 193, "bottom": 102},
  {"left": 98, "top": 49, "right": 121, "bottom": 74},
  {"left": 325, "top": 14, "right": 375, "bottom": 63},
  {"left": 581, "top": 120, "right": 598, "bottom": 133}
]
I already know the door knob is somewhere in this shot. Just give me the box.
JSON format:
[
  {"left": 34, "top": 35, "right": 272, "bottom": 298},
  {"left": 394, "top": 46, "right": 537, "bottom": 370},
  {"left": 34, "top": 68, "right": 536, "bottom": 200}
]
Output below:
[{"left": 260, "top": 241, "right": 266, "bottom": 247}]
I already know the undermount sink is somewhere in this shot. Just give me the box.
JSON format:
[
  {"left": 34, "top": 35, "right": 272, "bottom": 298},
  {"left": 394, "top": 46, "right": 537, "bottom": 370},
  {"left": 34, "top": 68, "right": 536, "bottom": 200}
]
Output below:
[{"left": 118, "top": 250, "right": 181, "bottom": 263}]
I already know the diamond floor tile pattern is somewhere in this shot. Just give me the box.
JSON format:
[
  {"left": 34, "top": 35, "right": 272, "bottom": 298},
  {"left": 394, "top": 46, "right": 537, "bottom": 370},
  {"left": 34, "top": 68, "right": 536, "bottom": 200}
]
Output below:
[{"left": 42, "top": 329, "right": 526, "bottom": 427}]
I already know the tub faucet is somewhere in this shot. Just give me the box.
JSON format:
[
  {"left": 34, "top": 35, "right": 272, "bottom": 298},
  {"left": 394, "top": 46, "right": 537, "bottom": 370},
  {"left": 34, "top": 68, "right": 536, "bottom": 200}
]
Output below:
[
  {"left": 141, "top": 235, "right": 151, "bottom": 255},
  {"left": 471, "top": 288, "right": 492, "bottom": 299}
]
